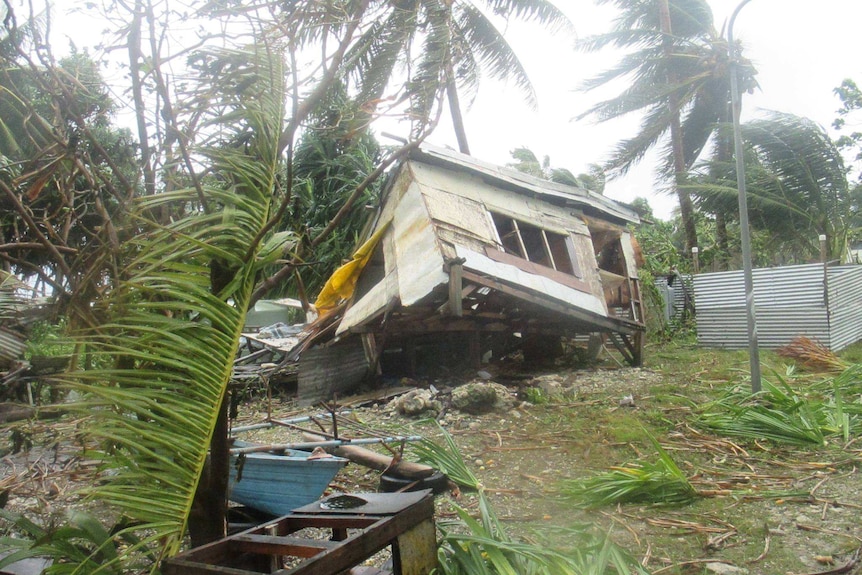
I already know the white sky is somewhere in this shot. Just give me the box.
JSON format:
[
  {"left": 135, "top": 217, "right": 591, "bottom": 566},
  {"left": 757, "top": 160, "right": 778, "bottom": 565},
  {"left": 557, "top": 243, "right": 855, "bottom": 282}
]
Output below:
[{"left": 47, "top": 0, "right": 862, "bottom": 220}]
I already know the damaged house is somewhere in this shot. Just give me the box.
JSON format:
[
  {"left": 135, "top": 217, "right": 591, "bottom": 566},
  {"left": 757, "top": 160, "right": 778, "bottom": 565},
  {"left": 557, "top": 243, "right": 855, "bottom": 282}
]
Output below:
[{"left": 299, "top": 145, "right": 644, "bottom": 404}]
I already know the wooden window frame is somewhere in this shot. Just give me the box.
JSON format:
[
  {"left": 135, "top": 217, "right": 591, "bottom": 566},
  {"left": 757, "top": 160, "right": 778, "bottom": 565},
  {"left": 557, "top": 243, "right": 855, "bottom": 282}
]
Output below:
[{"left": 489, "top": 212, "right": 583, "bottom": 280}]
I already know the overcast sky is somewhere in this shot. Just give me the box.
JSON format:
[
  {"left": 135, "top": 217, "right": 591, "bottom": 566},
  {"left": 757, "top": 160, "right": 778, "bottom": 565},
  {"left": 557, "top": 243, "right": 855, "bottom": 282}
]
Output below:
[{"left": 49, "top": 0, "right": 861, "bottom": 220}]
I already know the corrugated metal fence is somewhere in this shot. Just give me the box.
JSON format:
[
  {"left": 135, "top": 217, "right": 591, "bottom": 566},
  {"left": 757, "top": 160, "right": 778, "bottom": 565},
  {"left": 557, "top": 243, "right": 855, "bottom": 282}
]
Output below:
[{"left": 692, "top": 263, "right": 862, "bottom": 351}]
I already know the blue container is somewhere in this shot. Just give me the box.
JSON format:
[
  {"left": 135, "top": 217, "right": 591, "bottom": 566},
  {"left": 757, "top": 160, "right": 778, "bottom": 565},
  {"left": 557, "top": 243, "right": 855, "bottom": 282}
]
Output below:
[{"left": 229, "top": 442, "right": 348, "bottom": 516}]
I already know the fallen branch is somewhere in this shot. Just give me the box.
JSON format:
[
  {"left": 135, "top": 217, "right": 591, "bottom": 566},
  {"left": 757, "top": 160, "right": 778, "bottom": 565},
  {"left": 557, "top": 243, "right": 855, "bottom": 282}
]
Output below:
[
  {"left": 301, "top": 431, "right": 435, "bottom": 479},
  {"left": 796, "top": 523, "right": 862, "bottom": 543},
  {"left": 747, "top": 524, "right": 770, "bottom": 564}
]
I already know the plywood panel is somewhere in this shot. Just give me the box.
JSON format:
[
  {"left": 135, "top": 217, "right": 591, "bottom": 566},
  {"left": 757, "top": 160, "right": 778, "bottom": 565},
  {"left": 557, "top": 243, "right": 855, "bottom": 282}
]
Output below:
[{"left": 421, "top": 187, "right": 496, "bottom": 241}]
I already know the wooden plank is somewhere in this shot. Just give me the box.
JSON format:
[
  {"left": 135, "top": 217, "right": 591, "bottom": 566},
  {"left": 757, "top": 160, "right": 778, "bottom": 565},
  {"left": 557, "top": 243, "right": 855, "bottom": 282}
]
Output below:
[
  {"left": 393, "top": 518, "right": 438, "bottom": 575},
  {"left": 281, "top": 515, "right": 380, "bottom": 530},
  {"left": 460, "top": 270, "right": 640, "bottom": 335},
  {"left": 279, "top": 497, "right": 435, "bottom": 575},
  {"left": 229, "top": 534, "right": 337, "bottom": 558},
  {"left": 448, "top": 261, "right": 464, "bottom": 317},
  {"left": 484, "top": 247, "right": 592, "bottom": 295},
  {"left": 162, "top": 557, "right": 256, "bottom": 575}
]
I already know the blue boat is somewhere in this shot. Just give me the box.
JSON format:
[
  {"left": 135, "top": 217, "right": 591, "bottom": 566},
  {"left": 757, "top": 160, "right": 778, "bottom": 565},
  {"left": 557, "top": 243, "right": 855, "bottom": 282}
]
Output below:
[{"left": 228, "top": 441, "right": 348, "bottom": 516}]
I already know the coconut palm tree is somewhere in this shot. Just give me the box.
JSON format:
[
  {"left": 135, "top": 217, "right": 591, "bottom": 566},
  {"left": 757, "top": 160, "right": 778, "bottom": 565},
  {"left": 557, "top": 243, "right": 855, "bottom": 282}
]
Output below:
[
  {"left": 0, "top": 41, "right": 294, "bottom": 573},
  {"left": 0, "top": 38, "right": 288, "bottom": 572},
  {"left": 579, "top": 0, "right": 757, "bottom": 254},
  {"left": 342, "top": 0, "right": 572, "bottom": 154},
  {"left": 694, "top": 112, "right": 857, "bottom": 263},
  {"left": 507, "top": 146, "right": 606, "bottom": 192}
]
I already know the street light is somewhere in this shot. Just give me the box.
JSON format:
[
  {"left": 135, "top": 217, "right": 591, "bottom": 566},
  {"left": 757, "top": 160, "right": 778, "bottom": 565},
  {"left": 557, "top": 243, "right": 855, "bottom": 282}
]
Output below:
[{"left": 728, "top": 0, "right": 762, "bottom": 392}]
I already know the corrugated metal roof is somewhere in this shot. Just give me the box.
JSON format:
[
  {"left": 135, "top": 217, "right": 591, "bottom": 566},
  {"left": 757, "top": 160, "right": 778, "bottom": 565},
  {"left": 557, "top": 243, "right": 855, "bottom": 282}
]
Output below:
[
  {"left": 0, "top": 326, "right": 27, "bottom": 364},
  {"left": 411, "top": 145, "right": 641, "bottom": 226}
]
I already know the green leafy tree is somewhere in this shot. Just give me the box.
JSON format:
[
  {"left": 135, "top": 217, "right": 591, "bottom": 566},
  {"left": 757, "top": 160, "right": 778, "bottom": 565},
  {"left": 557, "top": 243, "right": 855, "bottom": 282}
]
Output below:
[
  {"left": 833, "top": 78, "right": 862, "bottom": 176},
  {"left": 0, "top": 34, "right": 139, "bottom": 309},
  {"left": 579, "top": 0, "right": 757, "bottom": 255},
  {"left": 275, "top": 85, "right": 382, "bottom": 302}
]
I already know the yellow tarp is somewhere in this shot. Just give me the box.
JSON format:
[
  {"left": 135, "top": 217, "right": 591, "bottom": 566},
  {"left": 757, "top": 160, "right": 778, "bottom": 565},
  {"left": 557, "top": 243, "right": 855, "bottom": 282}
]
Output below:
[{"left": 314, "top": 221, "right": 391, "bottom": 313}]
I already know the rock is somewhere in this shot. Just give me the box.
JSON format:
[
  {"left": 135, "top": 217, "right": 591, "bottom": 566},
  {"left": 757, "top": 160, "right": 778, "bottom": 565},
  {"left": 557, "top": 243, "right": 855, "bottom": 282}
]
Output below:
[
  {"left": 389, "top": 389, "right": 441, "bottom": 416},
  {"left": 476, "top": 370, "right": 493, "bottom": 380},
  {"left": 529, "top": 374, "right": 565, "bottom": 397},
  {"left": 704, "top": 563, "right": 748, "bottom": 575},
  {"left": 619, "top": 394, "right": 635, "bottom": 407},
  {"left": 451, "top": 382, "right": 515, "bottom": 414}
]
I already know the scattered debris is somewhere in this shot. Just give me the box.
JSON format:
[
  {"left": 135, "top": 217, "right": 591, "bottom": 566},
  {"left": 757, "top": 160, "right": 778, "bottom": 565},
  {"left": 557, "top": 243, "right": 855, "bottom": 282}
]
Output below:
[
  {"left": 389, "top": 389, "right": 441, "bottom": 416},
  {"left": 450, "top": 381, "right": 515, "bottom": 414},
  {"left": 704, "top": 562, "right": 749, "bottom": 575}
]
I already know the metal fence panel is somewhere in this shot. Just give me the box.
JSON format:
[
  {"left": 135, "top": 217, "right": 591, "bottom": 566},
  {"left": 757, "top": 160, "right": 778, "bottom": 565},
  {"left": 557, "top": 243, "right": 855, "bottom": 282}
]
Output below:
[
  {"left": 693, "top": 263, "right": 862, "bottom": 351},
  {"left": 828, "top": 266, "right": 862, "bottom": 351}
]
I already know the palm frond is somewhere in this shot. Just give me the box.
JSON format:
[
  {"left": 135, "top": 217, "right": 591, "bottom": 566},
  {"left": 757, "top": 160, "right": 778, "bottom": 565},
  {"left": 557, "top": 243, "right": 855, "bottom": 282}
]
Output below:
[
  {"left": 557, "top": 430, "right": 697, "bottom": 508},
  {"left": 416, "top": 423, "right": 647, "bottom": 575},
  {"left": 695, "top": 369, "right": 862, "bottom": 446},
  {"left": 46, "top": 41, "right": 288, "bottom": 572}
]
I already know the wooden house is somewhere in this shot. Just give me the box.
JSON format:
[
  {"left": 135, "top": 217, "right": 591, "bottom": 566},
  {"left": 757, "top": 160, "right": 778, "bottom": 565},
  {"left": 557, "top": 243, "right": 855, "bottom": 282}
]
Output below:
[{"left": 300, "top": 146, "right": 644, "bottom": 403}]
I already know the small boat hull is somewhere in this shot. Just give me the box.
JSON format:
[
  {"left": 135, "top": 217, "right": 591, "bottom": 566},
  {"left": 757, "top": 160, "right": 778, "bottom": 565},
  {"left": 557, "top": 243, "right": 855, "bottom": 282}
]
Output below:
[{"left": 229, "top": 443, "right": 348, "bottom": 516}]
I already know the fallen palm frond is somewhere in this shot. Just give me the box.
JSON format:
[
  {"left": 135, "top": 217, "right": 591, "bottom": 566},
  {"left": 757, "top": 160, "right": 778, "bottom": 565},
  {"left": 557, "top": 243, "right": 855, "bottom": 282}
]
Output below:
[
  {"left": 557, "top": 431, "right": 698, "bottom": 508},
  {"left": 776, "top": 336, "right": 847, "bottom": 372},
  {"left": 416, "top": 423, "right": 648, "bottom": 575},
  {"left": 696, "top": 368, "right": 862, "bottom": 447}
]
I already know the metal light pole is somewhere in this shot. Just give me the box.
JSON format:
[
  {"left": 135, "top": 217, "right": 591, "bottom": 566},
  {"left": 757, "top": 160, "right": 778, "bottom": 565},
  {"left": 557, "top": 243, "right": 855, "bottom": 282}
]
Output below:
[{"left": 729, "top": 0, "right": 761, "bottom": 392}]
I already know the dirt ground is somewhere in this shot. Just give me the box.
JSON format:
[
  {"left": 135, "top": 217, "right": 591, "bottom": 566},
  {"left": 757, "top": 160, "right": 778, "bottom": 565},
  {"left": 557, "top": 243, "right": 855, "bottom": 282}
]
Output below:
[{"left": 2, "top": 361, "right": 861, "bottom": 575}]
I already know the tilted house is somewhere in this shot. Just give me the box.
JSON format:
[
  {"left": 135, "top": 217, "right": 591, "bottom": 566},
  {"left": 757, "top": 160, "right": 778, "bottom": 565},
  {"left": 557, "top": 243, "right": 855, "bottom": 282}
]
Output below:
[{"left": 299, "top": 146, "right": 644, "bottom": 403}]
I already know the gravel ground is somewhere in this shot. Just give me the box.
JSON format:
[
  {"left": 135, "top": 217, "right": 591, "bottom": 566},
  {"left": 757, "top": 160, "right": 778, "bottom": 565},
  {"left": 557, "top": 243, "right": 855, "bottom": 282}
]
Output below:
[{"left": 2, "top": 362, "right": 861, "bottom": 574}]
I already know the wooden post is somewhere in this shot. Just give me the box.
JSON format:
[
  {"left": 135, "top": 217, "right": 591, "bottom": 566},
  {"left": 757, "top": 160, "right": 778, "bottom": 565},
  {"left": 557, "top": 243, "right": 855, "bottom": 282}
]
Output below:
[{"left": 447, "top": 258, "right": 465, "bottom": 317}]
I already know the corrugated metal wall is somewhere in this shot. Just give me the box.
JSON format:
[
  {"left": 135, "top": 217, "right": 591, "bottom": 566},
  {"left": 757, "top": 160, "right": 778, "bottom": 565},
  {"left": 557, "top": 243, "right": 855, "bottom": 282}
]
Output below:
[
  {"left": 655, "top": 274, "right": 693, "bottom": 324},
  {"left": 0, "top": 326, "right": 27, "bottom": 366},
  {"left": 693, "top": 264, "right": 862, "bottom": 351},
  {"left": 828, "top": 265, "right": 862, "bottom": 350},
  {"left": 297, "top": 338, "right": 369, "bottom": 406}
]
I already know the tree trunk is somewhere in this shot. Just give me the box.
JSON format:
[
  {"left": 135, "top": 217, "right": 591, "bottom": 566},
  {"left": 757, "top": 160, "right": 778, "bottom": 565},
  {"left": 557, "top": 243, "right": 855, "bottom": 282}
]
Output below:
[
  {"left": 446, "top": 64, "right": 471, "bottom": 155},
  {"left": 713, "top": 102, "right": 734, "bottom": 271},
  {"left": 715, "top": 209, "right": 729, "bottom": 270},
  {"left": 188, "top": 392, "right": 229, "bottom": 547},
  {"left": 658, "top": 0, "right": 698, "bottom": 255}
]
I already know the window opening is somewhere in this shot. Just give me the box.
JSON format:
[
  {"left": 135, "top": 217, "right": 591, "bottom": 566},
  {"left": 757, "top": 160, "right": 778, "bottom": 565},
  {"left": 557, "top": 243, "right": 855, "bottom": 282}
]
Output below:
[{"left": 491, "top": 212, "right": 580, "bottom": 278}]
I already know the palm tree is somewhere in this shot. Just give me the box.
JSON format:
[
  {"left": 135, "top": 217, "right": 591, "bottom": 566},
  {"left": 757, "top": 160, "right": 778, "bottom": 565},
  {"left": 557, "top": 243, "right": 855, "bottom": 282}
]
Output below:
[
  {"left": 5, "top": 41, "right": 292, "bottom": 573},
  {"left": 579, "top": 0, "right": 757, "bottom": 254},
  {"left": 507, "top": 146, "right": 606, "bottom": 192},
  {"left": 694, "top": 112, "right": 856, "bottom": 263},
  {"left": 342, "top": 0, "right": 572, "bottom": 154}
]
